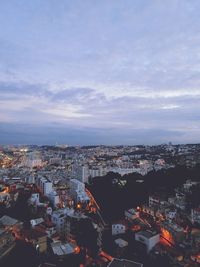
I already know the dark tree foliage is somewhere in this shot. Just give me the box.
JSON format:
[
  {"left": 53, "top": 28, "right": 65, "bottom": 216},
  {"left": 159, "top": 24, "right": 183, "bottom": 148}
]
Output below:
[
  {"left": 88, "top": 165, "right": 200, "bottom": 222},
  {"left": 75, "top": 218, "right": 99, "bottom": 257},
  {"left": 185, "top": 184, "right": 200, "bottom": 209}
]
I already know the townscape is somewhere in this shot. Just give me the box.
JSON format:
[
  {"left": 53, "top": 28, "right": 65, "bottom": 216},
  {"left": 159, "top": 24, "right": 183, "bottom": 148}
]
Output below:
[
  {"left": 1, "top": 0, "right": 200, "bottom": 266},
  {"left": 1, "top": 144, "right": 200, "bottom": 267}
]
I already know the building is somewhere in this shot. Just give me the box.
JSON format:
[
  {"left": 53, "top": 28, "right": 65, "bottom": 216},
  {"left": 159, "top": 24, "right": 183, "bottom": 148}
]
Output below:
[
  {"left": 125, "top": 209, "right": 139, "bottom": 221},
  {"left": 51, "top": 208, "right": 74, "bottom": 236},
  {"left": 20, "top": 229, "right": 48, "bottom": 253},
  {"left": 72, "top": 163, "right": 91, "bottom": 183},
  {"left": 160, "top": 221, "right": 185, "bottom": 245},
  {"left": 173, "top": 192, "right": 186, "bottom": 210},
  {"left": 0, "top": 215, "right": 22, "bottom": 233},
  {"left": 135, "top": 230, "right": 160, "bottom": 253},
  {"left": 70, "top": 179, "right": 85, "bottom": 192},
  {"left": 49, "top": 157, "right": 62, "bottom": 165},
  {"left": 82, "top": 165, "right": 90, "bottom": 183},
  {"left": 191, "top": 208, "right": 200, "bottom": 224},
  {"left": 25, "top": 175, "right": 35, "bottom": 184},
  {"left": 108, "top": 258, "right": 143, "bottom": 267},
  {"left": 191, "top": 254, "right": 200, "bottom": 264},
  {"left": 149, "top": 195, "right": 163, "bottom": 207},
  {"left": 36, "top": 177, "right": 53, "bottom": 196},
  {"left": 22, "top": 152, "right": 43, "bottom": 168},
  {"left": 0, "top": 228, "right": 15, "bottom": 259},
  {"left": 114, "top": 238, "right": 128, "bottom": 248},
  {"left": 141, "top": 205, "right": 155, "bottom": 217},
  {"left": 112, "top": 224, "right": 126, "bottom": 236},
  {"left": 165, "top": 209, "right": 177, "bottom": 221},
  {"left": 51, "top": 241, "right": 79, "bottom": 258},
  {"left": 48, "top": 191, "right": 60, "bottom": 208},
  {"left": 30, "top": 218, "right": 44, "bottom": 228},
  {"left": 0, "top": 191, "right": 11, "bottom": 208},
  {"left": 29, "top": 193, "right": 40, "bottom": 206},
  {"left": 44, "top": 182, "right": 53, "bottom": 196},
  {"left": 70, "top": 179, "right": 90, "bottom": 206},
  {"left": 183, "top": 180, "right": 199, "bottom": 192}
]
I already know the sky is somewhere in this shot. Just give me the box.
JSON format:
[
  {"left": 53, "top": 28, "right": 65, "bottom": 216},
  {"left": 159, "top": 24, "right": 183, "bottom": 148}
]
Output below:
[{"left": 0, "top": 0, "right": 200, "bottom": 145}]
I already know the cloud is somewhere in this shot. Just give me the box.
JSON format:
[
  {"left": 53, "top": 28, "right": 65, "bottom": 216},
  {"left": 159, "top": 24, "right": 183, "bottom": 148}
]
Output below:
[{"left": 0, "top": 0, "right": 200, "bottom": 144}]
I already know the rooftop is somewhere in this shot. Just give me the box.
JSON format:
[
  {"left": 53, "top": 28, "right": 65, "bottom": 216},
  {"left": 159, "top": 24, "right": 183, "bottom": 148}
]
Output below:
[
  {"left": 21, "top": 229, "right": 47, "bottom": 239},
  {"left": 115, "top": 238, "right": 128, "bottom": 248},
  {"left": 108, "top": 258, "right": 143, "bottom": 267},
  {"left": 161, "top": 221, "right": 183, "bottom": 232},
  {"left": 30, "top": 218, "right": 44, "bottom": 226},
  {"left": 51, "top": 241, "right": 76, "bottom": 256},
  {"left": 0, "top": 228, "right": 6, "bottom": 235},
  {"left": 0, "top": 215, "right": 20, "bottom": 226},
  {"left": 136, "top": 230, "right": 159, "bottom": 239},
  {"left": 126, "top": 208, "right": 138, "bottom": 215}
]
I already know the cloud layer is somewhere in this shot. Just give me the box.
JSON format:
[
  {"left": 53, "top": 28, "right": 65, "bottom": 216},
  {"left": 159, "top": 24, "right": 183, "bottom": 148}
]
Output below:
[{"left": 0, "top": 0, "right": 200, "bottom": 144}]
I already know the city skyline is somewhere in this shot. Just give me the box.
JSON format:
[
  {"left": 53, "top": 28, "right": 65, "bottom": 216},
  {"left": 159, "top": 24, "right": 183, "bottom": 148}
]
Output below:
[{"left": 0, "top": 0, "right": 200, "bottom": 145}]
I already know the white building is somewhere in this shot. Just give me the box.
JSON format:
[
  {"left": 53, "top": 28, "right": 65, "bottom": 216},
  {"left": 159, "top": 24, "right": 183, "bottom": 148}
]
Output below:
[
  {"left": 0, "top": 192, "right": 11, "bottom": 207},
  {"left": 183, "top": 180, "right": 199, "bottom": 192},
  {"left": 142, "top": 205, "right": 155, "bottom": 217},
  {"left": 48, "top": 191, "right": 60, "bottom": 208},
  {"left": 109, "top": 167, "right": 141, "bottom": 176},
  {"left": 191, "top": 208, "right": 200, "bottom": 224},
  {"left": 29, "top": 193, "right": 40, "bottom": 206},
  {"left": 165, "top": 210, "right": 177, "bottom": 221},
  {"left": 149, "top": 196, "right": 160, "bottom": 207},
  {"left": 50, "top": 157, "right": 62, "bottom": 165},
  {"left": 135, "top": 230, "right": 160, "bottom": 253},
  {"left": 22, "top": 152, "right": 43, "bottom": 168},
  {"left": 76, "top": 190, "right": 90, "bottom": 204},
  {"left": 115, "top": 238, "right": 128, "bottom": 248},
  {"left": 112, "top": 224, "right": 126, "bottom": 236},
  {"left": 30, "top": 218, "right": 44, "bottom": 227},
  {"left": 25, "top": 175, "right": 35, "bottom": 184},
  {"left": 51, "top": 241, "right": 78, "bottom": 257},
  {"left": 70, "top": 179, "right": 85, "bottom": 192},
  {"left": 72, "top": 163, "right": 90, "bottom": 183},
  {"left": 43, "top": 182, "right": 52, "bottom": 196},
  {"left": 51, "top": 208, "right": 74, "bottom": 235},
  {"left": 70, "top": 179, "right": 90, "bottom": 205},
  {"left": 125, "top": 209, "right": 139, "bottom": 221},
  {"left": 108, "top": 258, "right": 143, "bottom": 267},
  {"left": 36, "top": 177, "right": 53, "bottom": 196},
  {"left": 82, "top": 165, "right": 90, "bottom": 183}
]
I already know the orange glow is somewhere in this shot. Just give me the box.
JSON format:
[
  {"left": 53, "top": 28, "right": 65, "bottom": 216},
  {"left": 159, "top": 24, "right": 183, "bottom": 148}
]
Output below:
[
  {"left": 131, "top": 225, "right": 141, "bottom": 232},
  {"left": 74, "top": 246, "right": 80, "bottom": 254},
  {"left": 99, "top": 251, "right": 113, "bottom": 261},
  {"left": 1, "top": 187, "right": 9, "bottom": 193},
  {"left": 191, "top": 255, "right": 200, "bottom": 263},
  {"left": 161, "top": 228, "right": 174, "bottom": 245},
  {"left": 160, "top": 236, "right": 172, "bottom": 247},
  {"left": 90, "top": 207, "right": 96, "bottom": 213},
  {"left": 77, "top": 203, "right": 81, "bottom": 209}
]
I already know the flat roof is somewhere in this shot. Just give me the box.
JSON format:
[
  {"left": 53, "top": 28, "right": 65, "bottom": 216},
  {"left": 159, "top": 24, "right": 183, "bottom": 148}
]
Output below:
[
  {"left": 0, "top": 228, "right": 6, "bottom": 235},
  {"left": 108, "top": 258, "right": 143, "bottom": 267},
  {"left": 22, "top": 229, "right": 47, "bottom": 239},
  {"left": 115, "top": 238, "right": 128, "bottom": 248},
  {"left": 0, "top": 215, "right": 20, "bottom": 226},
  {"left": 136, "top": 230, "right": 159, "bottom": 239},
  {"left": 51, "top": 241, "right": 76, "bottom": 256},
  {"left": 126, "top": 208, "right": 137, "bottom": 215}
]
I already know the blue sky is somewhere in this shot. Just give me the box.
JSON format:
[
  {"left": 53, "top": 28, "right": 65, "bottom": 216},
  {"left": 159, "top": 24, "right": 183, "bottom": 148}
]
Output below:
[{"left": 0, "top": 0, "right": 200, "bottom": 145}]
